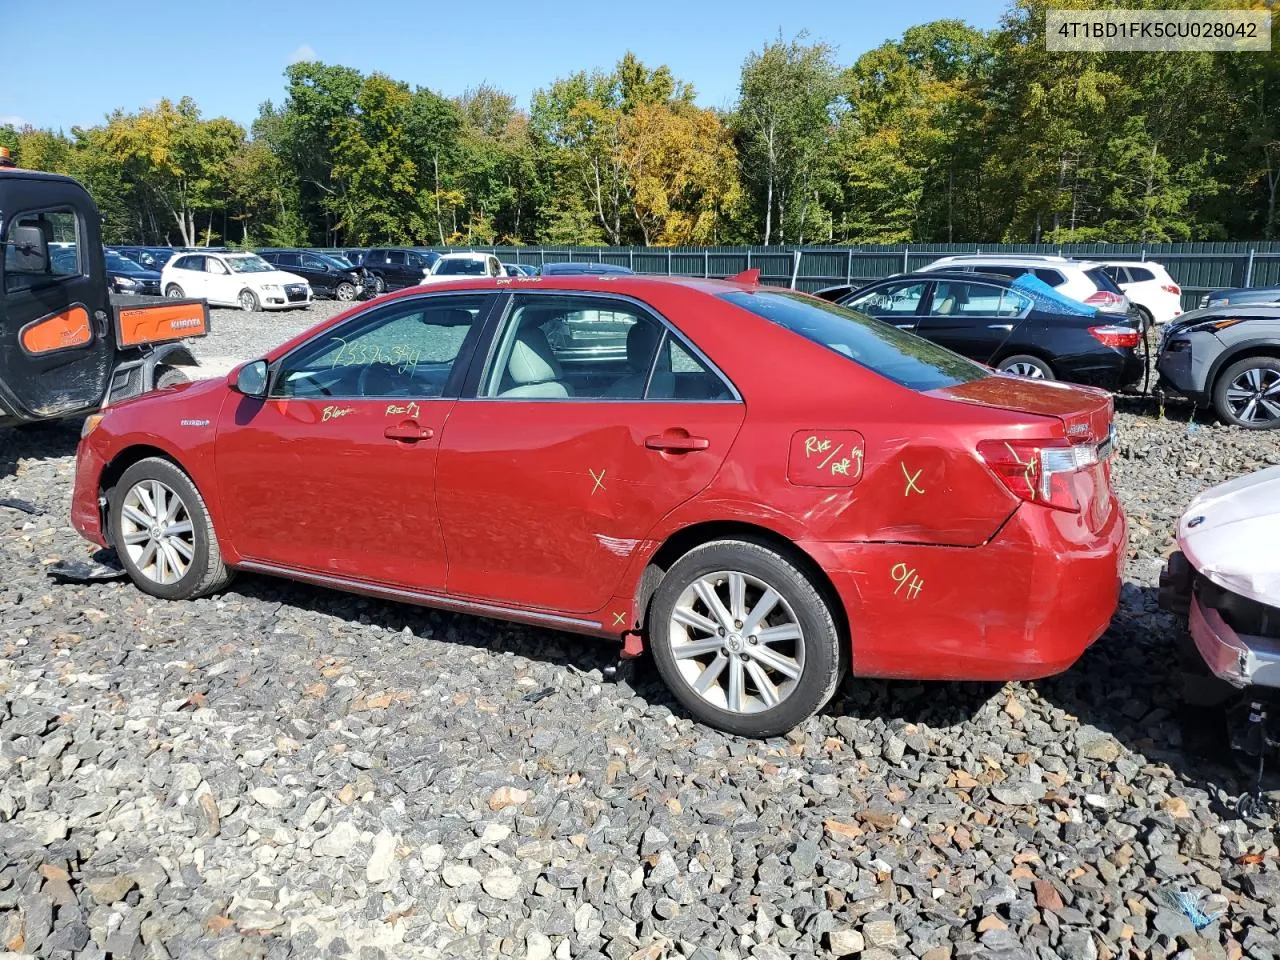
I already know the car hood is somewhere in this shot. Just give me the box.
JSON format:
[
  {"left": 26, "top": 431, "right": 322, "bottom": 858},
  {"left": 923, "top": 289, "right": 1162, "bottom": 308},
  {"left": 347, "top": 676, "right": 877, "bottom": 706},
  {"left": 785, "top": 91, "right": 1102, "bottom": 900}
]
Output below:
[
  {"left": 1164, "top": 305, "right": 1280, "bottom": 337},
  {"left": 1177, "top": 464, "right": 1280, "bottom": 606},
  {"left": 239, "top": 269, "right": 306, "bottom": 286}
]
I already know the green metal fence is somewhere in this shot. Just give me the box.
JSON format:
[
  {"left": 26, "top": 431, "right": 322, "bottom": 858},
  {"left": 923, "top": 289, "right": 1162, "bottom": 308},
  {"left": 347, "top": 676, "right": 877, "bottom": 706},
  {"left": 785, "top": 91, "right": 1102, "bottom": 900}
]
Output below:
[{"left": 446, "top": 243, "right": 1280, "bottom": 310}]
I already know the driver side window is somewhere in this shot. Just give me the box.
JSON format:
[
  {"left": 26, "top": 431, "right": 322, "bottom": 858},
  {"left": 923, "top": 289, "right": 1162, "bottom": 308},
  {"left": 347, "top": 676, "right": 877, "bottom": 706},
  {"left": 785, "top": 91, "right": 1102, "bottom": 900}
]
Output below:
[
  {"left": 848, "top": 281, "right": 927, "bottom": 318},
  {"left": 3, "top": 209, "right": 82, "bottom": 293},
  {"left": 206, "top": 258, "right": 228, "bottom": 275},
  {"left": 272, "top": 294, "right": 488, "bottom": 400}
]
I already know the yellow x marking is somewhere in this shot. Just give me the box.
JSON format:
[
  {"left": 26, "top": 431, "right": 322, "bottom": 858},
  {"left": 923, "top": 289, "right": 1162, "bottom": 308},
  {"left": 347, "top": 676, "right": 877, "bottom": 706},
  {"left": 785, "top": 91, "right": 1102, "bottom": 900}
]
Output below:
[
  {"left": 901, "top": 462, "right": 926, "bottom": 497},
  {"left": 589, "top": 467, "right": 607, "bottom": 495}
]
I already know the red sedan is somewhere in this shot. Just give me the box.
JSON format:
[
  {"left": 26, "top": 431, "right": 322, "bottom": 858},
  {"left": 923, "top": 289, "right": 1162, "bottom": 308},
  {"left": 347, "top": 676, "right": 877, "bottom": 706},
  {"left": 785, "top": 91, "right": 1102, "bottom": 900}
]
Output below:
[{"left": 72, "top": 274, "right": 1126, "bottom": 737}]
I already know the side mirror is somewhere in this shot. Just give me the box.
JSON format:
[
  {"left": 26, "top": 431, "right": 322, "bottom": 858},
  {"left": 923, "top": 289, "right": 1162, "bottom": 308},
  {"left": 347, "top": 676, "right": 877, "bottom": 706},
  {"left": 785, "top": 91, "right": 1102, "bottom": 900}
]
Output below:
[
  {"left": 233, "top": 360, "right": 269, "bottom": 398},
  {"left": 8, "top": 224, "right": 49, "bottom": 272}
]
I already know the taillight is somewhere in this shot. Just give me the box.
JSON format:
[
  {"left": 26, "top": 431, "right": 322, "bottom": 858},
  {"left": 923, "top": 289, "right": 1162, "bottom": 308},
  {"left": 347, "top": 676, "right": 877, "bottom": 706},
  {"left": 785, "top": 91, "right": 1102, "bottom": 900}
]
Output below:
[
  {"left": 1162, "top": 283, "right": 1181, "bottom": 295},
  {"left": 1088, "top": 325, "right": 1140, "bottom": 348},
  {"left": 1084, "top": 291, "right": 1124, "bottom": 308},
  {"left": 978, "top": 438, "right": 1105, "bottom": 512}
]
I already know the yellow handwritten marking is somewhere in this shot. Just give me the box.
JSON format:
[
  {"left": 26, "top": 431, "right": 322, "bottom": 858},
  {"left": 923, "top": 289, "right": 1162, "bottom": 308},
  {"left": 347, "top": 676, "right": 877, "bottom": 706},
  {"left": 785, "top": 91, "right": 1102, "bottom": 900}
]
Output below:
[
  {"left": 385, "top": 401, "right": 421, "bottom": 419},
  {"left": 322, "top": 405, "right": 354, "bottom": 422},
  {"left": 817, "top": 444, "right": 843, "bottom": 471},
  {"left": 901, "top": 463, "right": 926, "bottom": 497},
  {"left": 891, "top": 563, "right": 924, "bottom": 600},
  {"left": 589, "top": 468, "right": 606, "bottom": 495},
  {"left": 612, "top": 611, "right": 627, "bottom": 626},
  {"left": 804, "top": 435, "right": 832, "bottom": 458}
]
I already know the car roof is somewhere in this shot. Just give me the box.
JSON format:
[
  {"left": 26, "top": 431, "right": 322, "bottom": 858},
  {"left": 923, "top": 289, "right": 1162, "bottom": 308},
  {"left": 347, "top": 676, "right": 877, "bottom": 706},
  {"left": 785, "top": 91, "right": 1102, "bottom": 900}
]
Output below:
[
  {"left": 437, "top": 251, "right": 491, "bottom": 259},
  {"left": 931, "top": 253, "right": 1070, "bottom": 263},
  {"left": 864, "top": 270, "right": 1017, "bottom": 285}
]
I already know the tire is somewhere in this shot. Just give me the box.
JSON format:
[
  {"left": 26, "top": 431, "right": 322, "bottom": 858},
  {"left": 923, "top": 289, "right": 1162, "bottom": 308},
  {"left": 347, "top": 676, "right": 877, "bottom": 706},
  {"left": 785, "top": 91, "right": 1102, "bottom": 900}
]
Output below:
[
  {"left": 335, "top": 282, "right": 357, "bottom": 301},
  {"left": 108, "top": 457, "right": 234, "bottom": 601},
  {"left": 997, "top": 354, "right": 1055, "bottom": 380},
  {"left": 371, "top": 275, "right": 387, "bottom": 295},
  {"left": 648, "top": 539, "right": 843, "bottom": 737},
  {"left": 1133, "top": 305, "right": 1154, "bottom": 335},
  {"left": 1212, "top": 356, "right": 1280, "bottom": 429},
  {"left": 165, "top": 284, "right": 185, "bottom": 299},
  {"left": 154, "top": 366, "right": 190, "bottom": 390},
  {"left": 237, "top": 289, "right": 260, "bottom": 312}
]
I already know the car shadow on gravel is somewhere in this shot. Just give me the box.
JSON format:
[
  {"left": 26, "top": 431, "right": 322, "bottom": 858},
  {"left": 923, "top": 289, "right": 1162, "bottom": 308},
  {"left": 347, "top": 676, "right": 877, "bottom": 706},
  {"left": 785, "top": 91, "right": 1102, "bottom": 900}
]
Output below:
[
  {"left": 0, "top": 421, "right": 83, "bottom": 482},
  {"left": 1031, "top": 583, "right": 1280, "bottom": 813}
]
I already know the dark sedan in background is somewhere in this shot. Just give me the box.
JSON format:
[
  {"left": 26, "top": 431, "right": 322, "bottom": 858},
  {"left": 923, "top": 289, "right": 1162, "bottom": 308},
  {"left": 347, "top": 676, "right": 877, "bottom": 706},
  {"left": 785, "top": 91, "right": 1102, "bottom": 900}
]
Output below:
[
  {"left": 837, "top": 271, "right": 1144, "bottom": 391},
  {"left": 1156, "top": 305, "right": 1280, "bottom": 428},
  {"left": 257, "top": 249, "right": 367, "bottom": 300},
  {"left": 104, "top": 248, "right": 162, "bottom": 296}
]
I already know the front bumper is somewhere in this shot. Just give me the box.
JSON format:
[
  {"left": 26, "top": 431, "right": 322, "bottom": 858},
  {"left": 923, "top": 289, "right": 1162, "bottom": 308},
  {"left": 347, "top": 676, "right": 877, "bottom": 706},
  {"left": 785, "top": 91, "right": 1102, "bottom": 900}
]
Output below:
[
  {"left": 1189, "top": 595, "right": 1280, "bottom": 688},
  {"left": 71, "top": 437, "right": 109, "bottom": 548},
  {"left": 805, "top": 493, "right": 1126, "bottom": 681}
]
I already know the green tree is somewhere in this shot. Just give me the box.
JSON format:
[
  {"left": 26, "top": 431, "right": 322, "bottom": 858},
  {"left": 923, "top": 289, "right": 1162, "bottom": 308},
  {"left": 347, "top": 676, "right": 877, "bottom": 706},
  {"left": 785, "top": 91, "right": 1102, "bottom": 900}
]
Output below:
[{"left": 734, "top": 34, "right": 842, "bottom": 244}]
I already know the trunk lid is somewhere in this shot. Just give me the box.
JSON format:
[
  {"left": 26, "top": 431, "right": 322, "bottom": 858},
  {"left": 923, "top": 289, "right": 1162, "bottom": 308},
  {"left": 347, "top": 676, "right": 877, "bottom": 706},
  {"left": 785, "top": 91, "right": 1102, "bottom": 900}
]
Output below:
[{"left": 931, "top": 374, "right": 1114, "bottom": 444}]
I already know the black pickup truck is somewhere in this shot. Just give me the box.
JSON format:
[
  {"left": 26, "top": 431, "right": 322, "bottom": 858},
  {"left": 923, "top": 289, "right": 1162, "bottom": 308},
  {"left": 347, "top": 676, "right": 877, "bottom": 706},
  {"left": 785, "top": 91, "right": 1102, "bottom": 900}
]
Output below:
[{"left": 0, "top": 162, "right": 209, "bottom": 428}]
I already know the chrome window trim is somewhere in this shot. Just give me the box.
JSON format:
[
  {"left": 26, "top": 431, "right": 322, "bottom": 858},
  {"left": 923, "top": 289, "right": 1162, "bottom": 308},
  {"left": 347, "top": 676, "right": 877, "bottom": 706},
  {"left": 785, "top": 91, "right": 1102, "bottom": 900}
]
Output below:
[{"left": 470, "top": 289, "right": 743, "bottom": 404}]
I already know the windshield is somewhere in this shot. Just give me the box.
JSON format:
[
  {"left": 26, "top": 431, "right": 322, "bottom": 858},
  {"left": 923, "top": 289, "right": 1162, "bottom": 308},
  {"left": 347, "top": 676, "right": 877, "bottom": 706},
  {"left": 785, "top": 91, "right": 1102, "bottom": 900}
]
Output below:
[
  {"left": 329, "top": 254, "right": 356, "bottom": 268},
  {"left": 105, "top": 250, "right": 148, "bottom": 274},
  {"left": 435, "top": 258, "right": 487, "bottom": 276},
  {"left": 226, "top": 254, "right": 273, "bottom": 274},
  {"left": 720, "top": 289, "right": 987, "bottom": 391}
]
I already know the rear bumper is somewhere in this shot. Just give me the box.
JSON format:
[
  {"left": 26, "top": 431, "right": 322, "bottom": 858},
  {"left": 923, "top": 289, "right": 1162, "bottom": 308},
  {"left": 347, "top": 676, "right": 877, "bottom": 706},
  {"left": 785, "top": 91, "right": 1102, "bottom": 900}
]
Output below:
[
  {"left": 1058, "top": 349, "right": 1145, "bottom": 392},
  {"left": 1189, "top": 596, "right": 1280, "bottom": 688},
  {"left": 805, "top": 495, "right": 1126, "bottom": 681}
]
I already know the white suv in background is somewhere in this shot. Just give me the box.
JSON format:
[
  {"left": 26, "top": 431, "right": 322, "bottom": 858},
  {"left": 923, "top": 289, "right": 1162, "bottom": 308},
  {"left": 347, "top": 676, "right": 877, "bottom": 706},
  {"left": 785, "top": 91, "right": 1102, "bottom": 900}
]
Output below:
[
  {"left": 162, "top": 252, "right": 311, "bottom": 311},
  {"left": 1099, "top": 260, "right": 1184, "bottom": 326},
  {"left": 419, "top": 252, "right": 506, "bottom": 285},
  {"left": 918, "top": 255, "right": 1131, "bottom": 314}
]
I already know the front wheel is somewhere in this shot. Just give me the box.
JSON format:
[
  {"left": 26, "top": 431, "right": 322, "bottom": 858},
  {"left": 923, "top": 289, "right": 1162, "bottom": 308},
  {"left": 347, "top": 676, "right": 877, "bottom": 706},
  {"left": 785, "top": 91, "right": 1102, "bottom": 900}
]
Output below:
[
  {"left": 165, "top": 284, "right": 185, "bottom": 299},
  {"left": 154, "top": 366, "right": 190, "bottom": 390},
  {"left": 109, "top": 457, "right": 234, "bottom": 601},
  {"left": 997, "top": 354, "right": 1055, "bottom": 380},
  {"left": 371, "top": 275, "right": 387, "bottom": 295},
  {"left": 1213, "top": 356, "right": 1280, "bottom": 429},
  {"left": 237, "top": 289, "right": 260, "bottom": 312},
  {"left": 335, "top": 282, "right": 357, "bottom": 301},
  {"left": 648, "top": 540, "right": 843, "bottom": 737}
]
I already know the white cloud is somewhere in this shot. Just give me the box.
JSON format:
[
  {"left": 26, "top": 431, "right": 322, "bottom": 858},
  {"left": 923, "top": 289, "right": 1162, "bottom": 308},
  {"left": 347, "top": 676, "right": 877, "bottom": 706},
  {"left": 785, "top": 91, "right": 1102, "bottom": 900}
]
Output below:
[
  {"left": 0, "top": 115, "right": 26, "bottom": 128},
  {"left": 287, "top": 44, "right": 317, "bottom": 64}
]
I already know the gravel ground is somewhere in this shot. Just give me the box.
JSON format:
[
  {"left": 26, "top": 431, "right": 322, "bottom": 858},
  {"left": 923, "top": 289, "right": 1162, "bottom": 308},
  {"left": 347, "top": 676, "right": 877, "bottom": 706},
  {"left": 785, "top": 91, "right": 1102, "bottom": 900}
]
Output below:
[{"left": 2, "top": 318, "right": 1280, "bottom": 959}]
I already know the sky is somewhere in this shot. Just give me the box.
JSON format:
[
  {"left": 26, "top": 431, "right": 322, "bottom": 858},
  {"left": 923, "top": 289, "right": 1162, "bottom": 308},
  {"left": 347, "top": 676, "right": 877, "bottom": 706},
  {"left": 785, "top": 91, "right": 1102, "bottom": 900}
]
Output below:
[{"left": 0, "top": 0, "right": 1009, "bottom": 132}]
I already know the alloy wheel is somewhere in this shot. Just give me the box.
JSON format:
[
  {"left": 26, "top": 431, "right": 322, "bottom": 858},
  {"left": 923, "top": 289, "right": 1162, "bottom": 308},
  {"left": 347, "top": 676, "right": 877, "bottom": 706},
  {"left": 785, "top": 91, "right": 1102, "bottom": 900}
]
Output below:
[
  {"left": 1005, "top": 361, "right": 1047, "bottom": 379},
  {"left": 238, "top": 290, "right": 256, "bottom": 311},
  {"left": 119, "top": 479, "right": 195, "bottom": 586},
  {"left": 1225, "top": 366, "right": 1280, "bottom": 425},
  {"left": 667, "top": 570, "right": 804, "bottom": 715},
  {"left": 337, "top": 283, "right": 356, "bottom": 301}
]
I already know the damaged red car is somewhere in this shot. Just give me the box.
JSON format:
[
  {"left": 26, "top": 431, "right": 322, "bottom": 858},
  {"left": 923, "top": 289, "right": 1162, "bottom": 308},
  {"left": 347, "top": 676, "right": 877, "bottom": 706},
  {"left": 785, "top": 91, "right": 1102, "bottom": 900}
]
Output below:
[{"left": 72, "top": 275, "right": 1126, "bottom": 736}]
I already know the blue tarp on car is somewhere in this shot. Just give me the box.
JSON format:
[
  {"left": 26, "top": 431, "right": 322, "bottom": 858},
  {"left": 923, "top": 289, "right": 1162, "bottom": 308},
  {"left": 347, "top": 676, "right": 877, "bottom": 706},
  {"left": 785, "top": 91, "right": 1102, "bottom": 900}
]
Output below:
[{"left": 1011, "top": 273, "right": 1098, "bottom": 317}]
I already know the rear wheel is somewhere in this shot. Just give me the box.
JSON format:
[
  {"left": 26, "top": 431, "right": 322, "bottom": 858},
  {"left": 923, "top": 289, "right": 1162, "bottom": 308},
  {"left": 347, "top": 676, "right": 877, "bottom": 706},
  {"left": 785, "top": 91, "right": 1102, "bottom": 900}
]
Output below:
[
  {"left": 109, "top": 458, "right": 234, "bottom": 601},
  {"left": 1213, "top": 356, "right": 1280, "bottom": 429},
  {"left": 371, "top": 275, "right": 387, "bottom": 295},
  {"left": 648, "top": 540, "right": 843, "bottom": 737},
  {"left": 237, "top": 289, "right": 260, "bottom": 312},
  {"left": 335, "top": 281, "right": 357, "bottom": 301},
  {"left": 165, "top": 284, "right": 185, "bottom": 299},
  {"left": 998, "top": 354, "right": 1055, "bottom": 380}
]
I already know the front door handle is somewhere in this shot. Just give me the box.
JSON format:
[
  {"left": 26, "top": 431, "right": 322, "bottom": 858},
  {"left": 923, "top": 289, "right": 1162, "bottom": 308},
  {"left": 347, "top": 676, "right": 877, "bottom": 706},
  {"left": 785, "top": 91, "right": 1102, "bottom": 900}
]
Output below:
[
  {"left": 987, "top": 323, "right": 1014, "bottom": 331},
  {"left": 645, "top": 432, "right": 710, "bottom": 453},
  {"left": 384, "top": 421, "right": 434, "bottom": 442}
]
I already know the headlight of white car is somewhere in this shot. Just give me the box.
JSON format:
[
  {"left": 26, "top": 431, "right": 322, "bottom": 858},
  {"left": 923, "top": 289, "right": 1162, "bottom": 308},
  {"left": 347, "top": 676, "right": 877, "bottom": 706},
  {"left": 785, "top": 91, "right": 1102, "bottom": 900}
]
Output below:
[{"left": 260, "top": 283, "right": 281, "bottom": 292}]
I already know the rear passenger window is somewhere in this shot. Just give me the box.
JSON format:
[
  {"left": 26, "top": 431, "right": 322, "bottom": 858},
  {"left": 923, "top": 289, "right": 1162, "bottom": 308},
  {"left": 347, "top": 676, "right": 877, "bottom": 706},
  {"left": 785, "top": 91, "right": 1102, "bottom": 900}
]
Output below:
[
  {"left": 647, "top": 336, "right": 734, "bottom": 401},
  {"left": 933, "top": 282, "right": 1032, "bottom": 318},
  {"left": 388, "top": 252, "right": 407, "bottom": 265},
  {"left": 1033, "top": 269, "right": 1065, "bottom": 286},
  {"left": 1126, "top": 266, "right": 1154, "bottom": 282}
]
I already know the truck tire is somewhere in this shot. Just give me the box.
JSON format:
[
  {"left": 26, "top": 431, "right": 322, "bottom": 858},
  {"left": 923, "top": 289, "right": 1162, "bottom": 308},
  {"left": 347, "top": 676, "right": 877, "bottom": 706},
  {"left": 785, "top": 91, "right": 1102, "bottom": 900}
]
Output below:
[
  {"left": 154, "top": 366, "right": 190, "bottom": 390},
  {"left": 109, "top": 457, "right": 234, "bottom": 601},
  {"left": 165, "top": 284, "right": 185, "bottom": 298}
]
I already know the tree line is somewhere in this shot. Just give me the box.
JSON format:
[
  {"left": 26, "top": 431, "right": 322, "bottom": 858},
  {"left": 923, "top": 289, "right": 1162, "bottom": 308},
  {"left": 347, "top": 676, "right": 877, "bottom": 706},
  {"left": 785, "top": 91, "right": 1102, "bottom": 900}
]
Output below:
[{"left": 4, "top": 0, "right": 1278, "bottom": 248}]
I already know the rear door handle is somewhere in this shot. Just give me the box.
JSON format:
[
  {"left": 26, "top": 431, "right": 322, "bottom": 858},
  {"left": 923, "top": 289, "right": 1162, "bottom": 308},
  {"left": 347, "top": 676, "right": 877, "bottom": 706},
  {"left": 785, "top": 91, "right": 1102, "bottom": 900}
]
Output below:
[
  {"left": 384, "top": 422, "right": 434, "bottom": 442},
  {"left": 645, "top": 434, "right": 710, "bottom": 453}
]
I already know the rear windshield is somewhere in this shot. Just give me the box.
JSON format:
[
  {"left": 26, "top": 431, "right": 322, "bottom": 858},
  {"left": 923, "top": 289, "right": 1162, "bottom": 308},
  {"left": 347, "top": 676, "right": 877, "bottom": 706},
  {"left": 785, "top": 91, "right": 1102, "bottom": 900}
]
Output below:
[
  {"left": 1085, "top": 267, "right": 1123, "bottom": 294},
  {"left": 435, "top": 258, "right": 487, "bottom": 276},
  {"left": 720, "top": 289, "right": 987, "bottom": 391}
]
